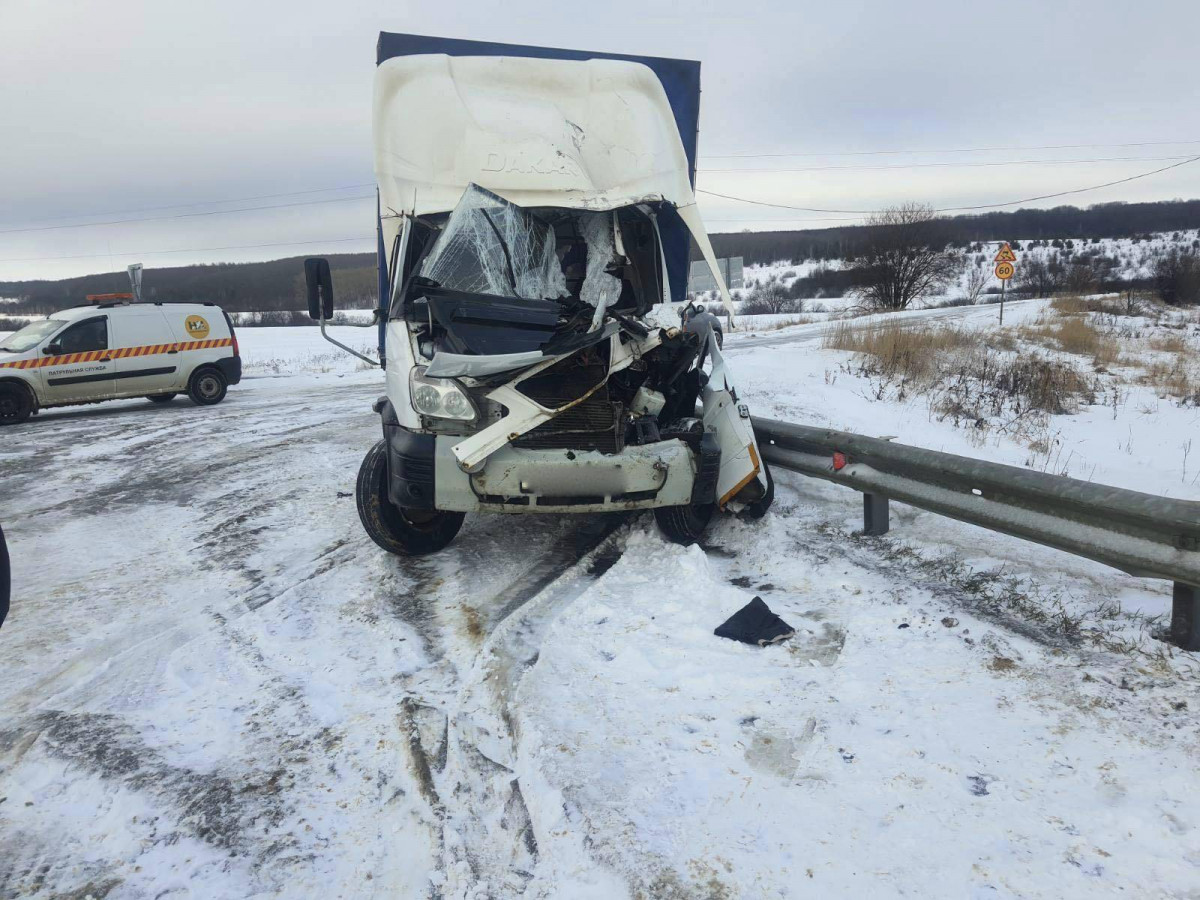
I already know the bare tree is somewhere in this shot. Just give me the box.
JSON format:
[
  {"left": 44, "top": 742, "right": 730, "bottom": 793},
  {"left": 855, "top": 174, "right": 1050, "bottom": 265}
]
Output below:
[
  {"left": 1153, "top": 248, "right": 1200, "bottom": 306},
  {"left": 963, "top": 262, "right": 988, "bottom": 305},
  {"left": 847, "top": 203, "right": 961, "bottom": 311},
  {"left": 740, "top": 280, "right": 797, "bottom": 315},
  {"left": 1016, "top": 257, "right": 1065, "bottom": 298}
]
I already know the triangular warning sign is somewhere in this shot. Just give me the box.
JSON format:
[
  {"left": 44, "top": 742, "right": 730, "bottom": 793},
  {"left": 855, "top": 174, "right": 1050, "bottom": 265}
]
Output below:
[{"left": 994, "top": 243, "right": 1017, "bottom": 263}]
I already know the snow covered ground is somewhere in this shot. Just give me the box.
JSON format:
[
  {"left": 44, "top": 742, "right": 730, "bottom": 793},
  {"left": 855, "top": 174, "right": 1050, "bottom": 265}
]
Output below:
[{"left": 2, "top": 307, "right": 1199, "bottom": 898}]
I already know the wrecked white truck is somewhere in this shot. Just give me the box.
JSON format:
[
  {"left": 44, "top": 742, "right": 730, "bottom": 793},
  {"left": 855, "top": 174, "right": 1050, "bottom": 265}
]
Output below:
[{"left": 306, "top": 33, "right": 772, "bottom": 554}]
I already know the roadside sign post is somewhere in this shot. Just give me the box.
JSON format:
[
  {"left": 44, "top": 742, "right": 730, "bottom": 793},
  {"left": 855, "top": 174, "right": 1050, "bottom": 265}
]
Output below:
[{"left": 994, "top": 243, "right": 1017, "bottom": 325}]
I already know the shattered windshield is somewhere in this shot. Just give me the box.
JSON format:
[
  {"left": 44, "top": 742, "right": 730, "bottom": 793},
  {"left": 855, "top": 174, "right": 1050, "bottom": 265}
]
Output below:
[
  {"left": 418, "top": 185, "right": 568, "bottom": 301},
  {"left": 0, "top": 318, "right": 62, "bottom": 352},
  {"left": 576, "top": 212, "right": 623, "bottom": 322}
]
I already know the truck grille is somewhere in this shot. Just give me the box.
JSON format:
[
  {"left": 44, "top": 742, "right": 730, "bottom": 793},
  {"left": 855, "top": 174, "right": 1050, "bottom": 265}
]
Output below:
[{"left": 513, "top": 358, "right": 624, "bottom": 453}]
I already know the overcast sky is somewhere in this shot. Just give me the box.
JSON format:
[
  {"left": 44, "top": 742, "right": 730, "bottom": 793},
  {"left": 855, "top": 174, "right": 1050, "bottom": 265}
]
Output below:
[{"left": 2, "top": 0, "right": 1198, "bottom": 282}]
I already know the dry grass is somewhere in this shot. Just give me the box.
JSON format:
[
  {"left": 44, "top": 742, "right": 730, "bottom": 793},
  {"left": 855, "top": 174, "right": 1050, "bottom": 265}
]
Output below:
[
  {"left": 1018, "top": 316, "right": 1120, "bottom": 367},
  {"left": 1049, "top": 295, "right": 1090, "bottom": 316},
  {"left": 822, "top": 319, "right": 975, "bottom": 385},
  {"left": 825, "top": 300, "right": 1200, "bottom": 437},
  {"left": 1051, "top": 292, "right": 1152, "bottom": 318},
  {"left": 1149, "top": 334, "right": 1189, "bottom": 353},
  {"left": 935, "top": 349, "right": 1095, "bottom": 424},
  {"left": 1140, "top": 357, "right": 1199, "bottom": 404},
  {"left": 742, "top": 315, "right": 819, "bottom": 332},
  {"left": 824, "top": 316, "right": 1096, "bottom": 430},
  {"left": 1026, "top": 306, "right": 1199, "bottom": 404}
]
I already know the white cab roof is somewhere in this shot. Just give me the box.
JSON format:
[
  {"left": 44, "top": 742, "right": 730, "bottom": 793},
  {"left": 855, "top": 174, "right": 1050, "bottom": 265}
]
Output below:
[{"left": 373, "top": 55, "right": 695, "bottom": 217}]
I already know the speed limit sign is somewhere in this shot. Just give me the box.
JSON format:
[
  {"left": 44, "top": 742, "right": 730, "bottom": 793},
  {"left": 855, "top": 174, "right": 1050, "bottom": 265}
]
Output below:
[{"left": 995, "top": 261, "right": 1014, "bottom": 280}]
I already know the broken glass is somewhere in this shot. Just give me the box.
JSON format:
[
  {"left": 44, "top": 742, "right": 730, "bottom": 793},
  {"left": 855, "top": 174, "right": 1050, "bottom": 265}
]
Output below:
[
  {"left": 578, "top": 211, "right": 624, "bottom": 328},
  {"left": 418, "top": 184, "right": 568, "bottom": 302}
]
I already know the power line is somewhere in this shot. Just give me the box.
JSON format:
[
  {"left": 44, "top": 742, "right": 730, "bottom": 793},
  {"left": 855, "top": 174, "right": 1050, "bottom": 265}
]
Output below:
[
  {"left": 4, "top": 138, "right": 1198, "bottom": 234},
  {"left": 699, "top": 155, "right": 1195, "bottom": 174},
  {"left": 704, "top": 215, "right": 869, "bottom": 224},
  {"left": 704, "top": 138, "right": 1200, "bottom": 160},
  {"left": 696, "top": 154, "right": 1200, "bottom": 215},
  {"left": 0, "top": 236, "right": 375, "bottom": 264},
  {"left": 6, "top": 144, "right": 1200, "bottom": 259},
  {"left": 4, "top": 183, "right": 377, "bottom": 228},
  {"left": 0, "top": 193, "right": 376, "bottom": 236}
]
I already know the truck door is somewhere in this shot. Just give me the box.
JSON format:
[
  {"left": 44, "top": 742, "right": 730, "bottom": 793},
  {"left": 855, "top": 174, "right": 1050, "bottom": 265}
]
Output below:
[
  {"left": 38, "top": 316, "right": 117, "bottom": 405},
  {"left": 109, "top": 308, "right": 181, "bottom": 397}
]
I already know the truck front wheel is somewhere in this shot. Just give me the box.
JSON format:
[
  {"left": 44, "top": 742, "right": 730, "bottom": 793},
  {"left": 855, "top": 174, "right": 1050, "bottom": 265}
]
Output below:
[
  {"left": 356, "top": 440, "right": 464, "bottom": 555},
  {"left": 654, "top": 500, "right": 714, "bottom": 545}
]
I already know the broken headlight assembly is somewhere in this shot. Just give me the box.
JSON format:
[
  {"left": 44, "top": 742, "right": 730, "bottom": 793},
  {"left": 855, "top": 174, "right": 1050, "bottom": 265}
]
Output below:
[{"left": 409, "top": 367, "right": 478, "bottom": 422}]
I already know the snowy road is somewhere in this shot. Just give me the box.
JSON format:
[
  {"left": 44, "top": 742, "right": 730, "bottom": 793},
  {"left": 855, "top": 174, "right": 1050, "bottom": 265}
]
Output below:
[
  {"left": 2, "top": 316, "right": 1199, "bottom": 898},
  {"left": 0, "top": 373, "right": 634, "bottom": 897}
]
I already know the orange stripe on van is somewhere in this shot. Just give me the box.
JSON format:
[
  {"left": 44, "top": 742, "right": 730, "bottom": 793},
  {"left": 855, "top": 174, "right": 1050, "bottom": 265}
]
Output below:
[{"left": 0, "top": 337, "right": 233, "bottom": 371}]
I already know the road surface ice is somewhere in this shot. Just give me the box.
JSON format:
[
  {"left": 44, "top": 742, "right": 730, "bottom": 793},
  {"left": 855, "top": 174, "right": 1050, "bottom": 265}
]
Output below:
[{"left": 1, "top": 314, "right": 1198, "bottom": 898}]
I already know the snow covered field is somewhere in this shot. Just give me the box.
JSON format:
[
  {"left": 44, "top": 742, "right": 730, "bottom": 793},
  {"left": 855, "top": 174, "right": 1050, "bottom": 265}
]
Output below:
[{"left": 2, "top": 307, "right": 1199, "bottom": 898}]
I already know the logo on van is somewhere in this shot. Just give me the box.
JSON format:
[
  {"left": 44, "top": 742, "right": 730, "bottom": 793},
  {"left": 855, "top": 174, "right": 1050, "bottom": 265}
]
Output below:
[
  {"left": 482, "top": 151, "right": 582, "bottom": 178},
  {"left": 184, "top": 315, "right": 210, "bottom": 339}
]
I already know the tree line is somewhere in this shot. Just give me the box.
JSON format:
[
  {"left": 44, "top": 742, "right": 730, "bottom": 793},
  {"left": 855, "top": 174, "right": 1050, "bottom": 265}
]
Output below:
[
  {"left": 736, "top": 203, "right": 1200, "bottom": 314},
  {"left": 0, "top": 254, "right": 379, "bottom": 316},
  {"left": 3, "top": 199, "right": 1199, "bottom": 316},
  {"left": 704, "top": 199, "right": 1200, "bottom": 266}
]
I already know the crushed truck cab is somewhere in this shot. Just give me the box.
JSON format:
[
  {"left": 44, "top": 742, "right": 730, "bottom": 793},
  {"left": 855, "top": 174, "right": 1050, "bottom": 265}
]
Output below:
[{"left": 316, "top": 33, "right": 772, "bottom": 554}]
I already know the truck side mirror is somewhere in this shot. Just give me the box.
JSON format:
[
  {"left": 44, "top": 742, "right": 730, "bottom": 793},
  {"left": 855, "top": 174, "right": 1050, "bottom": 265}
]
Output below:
[
  {"left": 44, "top": 342, "right": 62, "bottom": 356},
  {"left": 304, "top": 258, "right": 334, "bottom": 320}
]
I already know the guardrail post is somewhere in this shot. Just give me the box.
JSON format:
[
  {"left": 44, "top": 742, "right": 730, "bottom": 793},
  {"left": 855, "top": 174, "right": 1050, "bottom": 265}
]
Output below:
[
  {"left": 863, "top": 493, "right": 890, "bottom": 536},
  {"left": 1171, "top": 583, "right": 1200, "bottom": 651}
]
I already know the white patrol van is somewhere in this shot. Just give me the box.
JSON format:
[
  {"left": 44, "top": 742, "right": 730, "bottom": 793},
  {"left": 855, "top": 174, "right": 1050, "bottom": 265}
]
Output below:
[{"left": 0, "top": 300, "right": 241, "bottom": 425}]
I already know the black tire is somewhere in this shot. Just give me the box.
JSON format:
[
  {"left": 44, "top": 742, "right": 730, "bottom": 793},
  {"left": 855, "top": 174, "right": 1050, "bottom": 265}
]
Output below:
[
  {"left": 714, "top": 329, "right": 724, "bottom": 350},
  {"left": 187, "top": 368, "right": 227, "bottom": 406},
  {"left": 0, "top": 383, "right": 34, "bottom": 426},
  {"left": 147, "top": 393, "right": 177, "bottom": 403},
  {"left": 356, "top": 439, "right": 464, "bottom": 555},
  {"left": 740, "top": 459, "right": 775, "bottom": 520},
  {"left": 654, "top": 500, "right": 715, "bottom": 546},
  {"left": 0, "top": 523, "right": 9, "bottom": 629}
]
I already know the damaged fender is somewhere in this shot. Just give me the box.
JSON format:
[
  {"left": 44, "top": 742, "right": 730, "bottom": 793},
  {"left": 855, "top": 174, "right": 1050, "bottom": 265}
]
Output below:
[{"left": 701, "top": 340, "right": 767, "bottom": 508}]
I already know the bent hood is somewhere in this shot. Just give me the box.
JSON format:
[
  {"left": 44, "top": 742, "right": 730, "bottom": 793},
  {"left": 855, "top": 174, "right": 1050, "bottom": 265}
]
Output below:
[{"left": 373, "top": 53, "right": 695, "bottom": 217}]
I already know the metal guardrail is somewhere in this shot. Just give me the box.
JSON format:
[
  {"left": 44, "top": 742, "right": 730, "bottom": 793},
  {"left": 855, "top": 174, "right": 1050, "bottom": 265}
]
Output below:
[{"left": 753, "top": 417, "right": 1200, "bottom": 651}]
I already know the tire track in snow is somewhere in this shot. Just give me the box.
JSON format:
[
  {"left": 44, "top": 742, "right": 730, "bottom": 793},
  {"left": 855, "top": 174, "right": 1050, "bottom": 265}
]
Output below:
[
  {"left": 1, "top": 375, "right": 637, "bottom": 897},
  {"left": 392, "top": 518, "right": 632, "bottom": 897}
]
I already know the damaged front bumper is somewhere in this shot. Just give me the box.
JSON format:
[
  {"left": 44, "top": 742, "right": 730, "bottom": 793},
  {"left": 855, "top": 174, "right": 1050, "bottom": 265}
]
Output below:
[{"left": 385, "top": 422, "right": 697, "bottom": 513}]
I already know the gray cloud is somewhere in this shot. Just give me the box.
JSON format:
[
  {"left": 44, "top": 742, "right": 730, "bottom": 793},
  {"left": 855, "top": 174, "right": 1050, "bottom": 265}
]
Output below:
[{"left": 2, "top": 0, "right": 1198, "bottom": 281}]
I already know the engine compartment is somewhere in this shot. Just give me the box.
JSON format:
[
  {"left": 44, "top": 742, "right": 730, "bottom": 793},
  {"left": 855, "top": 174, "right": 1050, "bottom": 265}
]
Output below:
[{"left": 393, "top": 184, "right": 709, "bottom": 455}]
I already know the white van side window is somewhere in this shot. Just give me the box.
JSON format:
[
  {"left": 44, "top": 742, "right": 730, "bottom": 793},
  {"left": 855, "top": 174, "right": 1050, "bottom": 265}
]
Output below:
[{"left": 55, "top": 318, "right": 108, "bottom": 354}]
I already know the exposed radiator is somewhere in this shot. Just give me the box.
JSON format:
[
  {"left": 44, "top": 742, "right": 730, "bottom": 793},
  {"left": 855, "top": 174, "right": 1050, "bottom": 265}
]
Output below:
[{"left": 513, "top": 359, "right": 625, "bottom": 453}]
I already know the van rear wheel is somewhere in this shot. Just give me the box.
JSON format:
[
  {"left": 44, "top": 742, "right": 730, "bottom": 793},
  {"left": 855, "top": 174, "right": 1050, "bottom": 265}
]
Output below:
[
  {"left": 0, "top": 383, "right": 33, "bottom": 426},
  {"left": 187, "top": 368, "right": 227, "bottom": 406},
  {"left": 356, "top": 439, "right": 464, "bottom": 555}
]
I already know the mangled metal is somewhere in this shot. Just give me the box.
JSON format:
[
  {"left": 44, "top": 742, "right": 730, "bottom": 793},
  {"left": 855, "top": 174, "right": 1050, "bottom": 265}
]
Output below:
[
  {"left": 391, "top": 185, "right": 767, "bottom": 514},
  {"left": 328, "top": 35, "right": 774, "bottom": 553}
]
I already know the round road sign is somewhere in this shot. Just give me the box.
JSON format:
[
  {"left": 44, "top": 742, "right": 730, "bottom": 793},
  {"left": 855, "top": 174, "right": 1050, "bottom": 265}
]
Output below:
[{"left": 995, "top": 261, "right": 1015, "bottom": 281}]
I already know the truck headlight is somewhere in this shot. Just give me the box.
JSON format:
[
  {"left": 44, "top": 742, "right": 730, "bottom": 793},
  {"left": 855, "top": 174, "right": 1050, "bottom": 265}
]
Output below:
[{"left": 409, "top": 367, "right": 477, "bottom": 422}]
